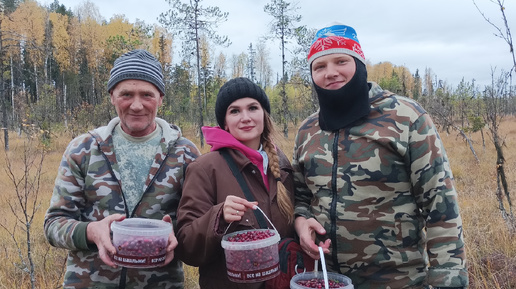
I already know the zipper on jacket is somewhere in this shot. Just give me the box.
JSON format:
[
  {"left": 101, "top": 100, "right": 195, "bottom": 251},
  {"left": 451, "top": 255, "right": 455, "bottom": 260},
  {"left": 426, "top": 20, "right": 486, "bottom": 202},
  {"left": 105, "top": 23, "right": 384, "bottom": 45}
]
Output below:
[
  {"left": 94, "top": 138, "right": 131, "bottom": 218},
  {"left": 129, "top": 153, "right": 170, "bottom": 217},
  {"left": 330, "top": 131, "right": 340, "bottom": 273},
  {"left": 93, "top": 139, "right": 129, "bottom": 289}
]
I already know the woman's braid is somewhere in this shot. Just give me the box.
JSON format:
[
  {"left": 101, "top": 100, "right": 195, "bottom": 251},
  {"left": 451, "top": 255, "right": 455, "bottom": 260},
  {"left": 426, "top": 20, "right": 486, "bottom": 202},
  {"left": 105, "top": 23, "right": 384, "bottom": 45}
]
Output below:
[{"left": 264, "top": 139, "right": 294, "bottom": 224}]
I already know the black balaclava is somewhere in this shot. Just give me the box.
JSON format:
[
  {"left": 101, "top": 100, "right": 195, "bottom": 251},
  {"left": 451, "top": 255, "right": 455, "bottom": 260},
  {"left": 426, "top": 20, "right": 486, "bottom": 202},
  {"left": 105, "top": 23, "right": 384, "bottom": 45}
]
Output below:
[{"left": 313, "top": 58, "right": 370, "bottom": 131}]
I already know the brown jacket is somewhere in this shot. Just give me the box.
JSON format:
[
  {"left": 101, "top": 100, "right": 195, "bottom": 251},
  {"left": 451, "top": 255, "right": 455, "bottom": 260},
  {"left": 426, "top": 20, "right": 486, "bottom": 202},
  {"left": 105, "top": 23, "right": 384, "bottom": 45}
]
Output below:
[{"left": 176, "top": 148, "right": 295, "bottom": 289}]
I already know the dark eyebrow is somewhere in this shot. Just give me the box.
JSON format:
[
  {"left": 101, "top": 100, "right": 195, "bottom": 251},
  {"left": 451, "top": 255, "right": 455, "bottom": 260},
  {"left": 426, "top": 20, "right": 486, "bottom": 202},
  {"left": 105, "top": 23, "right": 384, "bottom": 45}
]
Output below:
[
  {"left": 227, "top": 100, "right": 260, "bottom": 111},
  {"left": 312, "top": 60, "right": 325, "bottom": 67},
  {"left": 141, "top": 90, "right": 157, "bottom": 95},
  {"left": 247, "top": 101, "right": 260, "bottom": 106},
  {"left": 116, "top": 89, "right": 131, "bottom": 95},
  {"left": 227, "top": 104, "right": 240, "bottom": 110},
  {"left": 117, "top": 89, "right": 157, "bottom": 96}
]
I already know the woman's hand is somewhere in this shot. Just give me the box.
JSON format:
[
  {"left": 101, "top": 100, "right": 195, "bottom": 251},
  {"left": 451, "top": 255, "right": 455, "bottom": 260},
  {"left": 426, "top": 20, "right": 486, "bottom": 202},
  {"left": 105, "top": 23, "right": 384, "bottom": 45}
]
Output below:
[{"left": 223, "top": 195, "right": 258, "bottom": 223}]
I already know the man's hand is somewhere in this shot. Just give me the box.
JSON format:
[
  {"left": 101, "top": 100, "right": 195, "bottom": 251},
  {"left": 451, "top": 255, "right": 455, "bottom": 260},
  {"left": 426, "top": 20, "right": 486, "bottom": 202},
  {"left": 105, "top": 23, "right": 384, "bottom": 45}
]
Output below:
[
  {"left": 86, "top": 214, "right": 126, "bottom": 268},
  {"left": 161, "top": 214, "right": 178, "bottom": 266},
  {"left": 294, "top": 216, "right": 331, "bottom": 260}
]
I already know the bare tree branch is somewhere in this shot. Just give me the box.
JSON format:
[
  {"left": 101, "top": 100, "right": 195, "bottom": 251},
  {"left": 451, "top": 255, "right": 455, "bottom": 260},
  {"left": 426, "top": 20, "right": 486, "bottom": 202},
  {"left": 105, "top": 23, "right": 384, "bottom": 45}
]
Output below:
[{"left": 0, "top": 134, "right": 46, "bottom": 289}]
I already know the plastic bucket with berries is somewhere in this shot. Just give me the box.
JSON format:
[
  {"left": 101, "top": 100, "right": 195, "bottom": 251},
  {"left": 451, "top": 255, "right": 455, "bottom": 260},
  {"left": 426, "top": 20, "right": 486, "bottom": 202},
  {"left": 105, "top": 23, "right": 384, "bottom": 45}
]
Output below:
[
  {"left": 220, "top": 206, "right": 281, "bottom": 283},
  {"left": 221, "top": 228, "right": 281, "bottom": 283},
  {"left": 290, "top": 272, "right": 353, "bottom": 289},
  {"left": 111, "top": 218, "right": 171, "bottom": 268},
  {"left": 291, "top": 246, "right": 353, "bottom": 289}
]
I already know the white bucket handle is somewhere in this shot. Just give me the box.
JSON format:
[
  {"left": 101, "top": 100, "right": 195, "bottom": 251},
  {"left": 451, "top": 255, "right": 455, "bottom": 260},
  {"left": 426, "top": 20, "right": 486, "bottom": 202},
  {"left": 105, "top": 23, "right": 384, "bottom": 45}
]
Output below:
[
  {"left": 319, "top": 246, "right": 329, "bottom": 289},
  {"left": 253, "top": 205, "right": 279, "bottom": 235},
  {"left": 222, "top": 205, "right": 279, "bottom": 237}
]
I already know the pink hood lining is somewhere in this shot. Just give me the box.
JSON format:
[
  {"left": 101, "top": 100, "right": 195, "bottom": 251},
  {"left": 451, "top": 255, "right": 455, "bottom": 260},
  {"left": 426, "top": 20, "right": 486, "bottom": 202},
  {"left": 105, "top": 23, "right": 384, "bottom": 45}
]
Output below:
[{"left": 201, "top": 126, "right": 269, "bottom": 190}]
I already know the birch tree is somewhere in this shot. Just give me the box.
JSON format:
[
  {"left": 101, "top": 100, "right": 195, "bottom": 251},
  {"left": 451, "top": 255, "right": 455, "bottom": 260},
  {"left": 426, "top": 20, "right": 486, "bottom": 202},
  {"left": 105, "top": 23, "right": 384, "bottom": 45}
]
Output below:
[
  {"left": 255, "top": 41, "right": 273, "bottom": 90},
  {"left": 1, "top": 3, "right": 9, "bottom": 150},
  {"left": 9, "top": 0, "right": 46, "bottom": 103},
  {"left": 75, "top": 1, "right": 105, "bottom": 105},
  {"left": 230, "top": 52, "right": 247, "bottom": 79}
]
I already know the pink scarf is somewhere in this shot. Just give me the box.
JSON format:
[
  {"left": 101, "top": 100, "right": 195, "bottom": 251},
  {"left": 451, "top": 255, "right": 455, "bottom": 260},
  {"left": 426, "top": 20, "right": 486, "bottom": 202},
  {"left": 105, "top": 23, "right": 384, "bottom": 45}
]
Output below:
[{"left": 202, "top": 126, "right": 269, "bottom": 189}]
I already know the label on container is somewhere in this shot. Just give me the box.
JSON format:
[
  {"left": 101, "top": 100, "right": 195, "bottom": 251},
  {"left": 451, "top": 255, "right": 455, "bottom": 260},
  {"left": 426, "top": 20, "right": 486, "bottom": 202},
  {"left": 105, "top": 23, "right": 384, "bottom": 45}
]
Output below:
[
  {"left": 113, "top": 253, "right": 166, "bottom": 267},
  {"left": 227, "top": 263, "right": 280, "bottom": 282}
]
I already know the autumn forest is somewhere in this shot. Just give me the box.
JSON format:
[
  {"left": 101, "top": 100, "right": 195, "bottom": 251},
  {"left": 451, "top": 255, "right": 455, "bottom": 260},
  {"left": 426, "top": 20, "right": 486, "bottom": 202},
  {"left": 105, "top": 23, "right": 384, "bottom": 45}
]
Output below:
[{"left": 1, "top": 0, "right": 513, "bottom": 147}]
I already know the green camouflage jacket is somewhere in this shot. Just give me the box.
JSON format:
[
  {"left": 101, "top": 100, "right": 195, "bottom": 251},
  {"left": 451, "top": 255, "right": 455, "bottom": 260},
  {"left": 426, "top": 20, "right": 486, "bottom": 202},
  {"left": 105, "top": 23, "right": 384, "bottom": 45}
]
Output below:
[
  {"left": 44, "top": 117, "right": 200, "bottom": 289},
  {"left": 293, "top": 82, "right": 468, "bottom": 289}
]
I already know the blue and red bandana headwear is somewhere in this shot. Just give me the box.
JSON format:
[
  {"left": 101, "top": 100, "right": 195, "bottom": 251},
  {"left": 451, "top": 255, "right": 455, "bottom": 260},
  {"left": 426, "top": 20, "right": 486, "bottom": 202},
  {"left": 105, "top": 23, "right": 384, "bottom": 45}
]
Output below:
[{"left": 307, "top": 24, "right": 365, "bottom": 66}]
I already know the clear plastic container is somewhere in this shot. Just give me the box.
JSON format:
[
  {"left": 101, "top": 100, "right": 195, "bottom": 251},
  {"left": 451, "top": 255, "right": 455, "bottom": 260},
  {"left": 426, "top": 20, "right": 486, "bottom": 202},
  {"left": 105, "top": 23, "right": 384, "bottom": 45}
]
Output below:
[
  {"left": 111, "top": 218, "right": 172, "bottom": 268},
  {"left": 221, "top": 229, "right": 281, "bottom": 283},
  {"left": 290, "top": 272, "right": 354, "bottom": 289}
]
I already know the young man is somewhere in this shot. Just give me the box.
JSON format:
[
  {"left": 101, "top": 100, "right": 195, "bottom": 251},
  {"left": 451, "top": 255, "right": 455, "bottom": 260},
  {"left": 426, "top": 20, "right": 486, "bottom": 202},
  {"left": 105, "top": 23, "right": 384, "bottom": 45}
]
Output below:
[
  {"left": 293, "top": 23, "right": 469, "bottom": 289},
  {"left": 44, "top": 49, "right": 200, "bottom": 288}
]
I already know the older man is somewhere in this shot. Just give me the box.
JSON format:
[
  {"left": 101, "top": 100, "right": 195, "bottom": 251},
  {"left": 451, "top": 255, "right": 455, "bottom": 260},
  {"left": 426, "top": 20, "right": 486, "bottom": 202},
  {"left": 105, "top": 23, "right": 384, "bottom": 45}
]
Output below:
[{"left": 44, "top": 49, "right": 200, "bottom": 289}]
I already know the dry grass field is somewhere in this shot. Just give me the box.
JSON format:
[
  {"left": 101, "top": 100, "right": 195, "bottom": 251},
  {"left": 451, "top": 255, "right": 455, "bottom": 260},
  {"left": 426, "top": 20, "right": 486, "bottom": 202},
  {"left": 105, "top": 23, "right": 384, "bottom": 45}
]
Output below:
[{"left": 0, "top": 117, "right": 515, "bottom": 289}]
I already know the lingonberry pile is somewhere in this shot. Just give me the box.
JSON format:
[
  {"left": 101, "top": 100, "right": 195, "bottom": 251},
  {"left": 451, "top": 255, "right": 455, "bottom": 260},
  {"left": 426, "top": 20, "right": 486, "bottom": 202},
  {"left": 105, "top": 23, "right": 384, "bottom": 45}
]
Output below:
[
  {"left": 225, "top": 244, "right": 277, "bottom": 271},
  {"left": 296, "top": 278, "right": 345, "bottom": 288},
  {"left": 114, "top": 235, "right": 167, "bottom": 257},
  {"left": 226, "top": 229, "right": 276, "bottom": 242}
]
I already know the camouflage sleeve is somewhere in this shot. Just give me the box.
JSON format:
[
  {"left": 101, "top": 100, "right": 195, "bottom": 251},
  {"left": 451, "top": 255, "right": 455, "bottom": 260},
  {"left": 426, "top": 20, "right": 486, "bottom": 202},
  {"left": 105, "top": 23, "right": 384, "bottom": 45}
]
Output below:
[
  {"left": 43, "top": 136, "right": 92, "bottom": 251},
  {"left": 179, "top": 137, "right": 201, "bottom": 173},
  {"left": 292, "top": 125, "right": 314, "bottom": 220},
  {"left": 178, "top": 137, "right": 201, "bottom": 164},
  {"left": 408, "top": 113, "right": 468, "bottom": 287},
  {"left": 170, "top": 136, "right": 201, "bottom": 226}
]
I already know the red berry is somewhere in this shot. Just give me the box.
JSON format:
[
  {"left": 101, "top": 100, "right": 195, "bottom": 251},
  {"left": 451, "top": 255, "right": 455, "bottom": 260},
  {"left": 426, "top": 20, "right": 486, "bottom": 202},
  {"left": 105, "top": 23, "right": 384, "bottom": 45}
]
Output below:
[
  {"left": 114, "top": 235, "right": 167, "bottom": 257},
  {"left": 226, "top": 229, "right": 275, "bottom": 242},
  {"left": 296, "top": 278, "right": 345, "bottom": 288}
]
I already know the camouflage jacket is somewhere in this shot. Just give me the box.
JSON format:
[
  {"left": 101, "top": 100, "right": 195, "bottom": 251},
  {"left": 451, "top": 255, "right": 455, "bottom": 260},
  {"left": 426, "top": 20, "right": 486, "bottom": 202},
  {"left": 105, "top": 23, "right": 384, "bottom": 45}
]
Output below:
[
  {"left": 292, "top": 82, "right": 468, "bottom": 289},
  {"left": 44, "top": 117, "right": 200, "bottom": 289}
]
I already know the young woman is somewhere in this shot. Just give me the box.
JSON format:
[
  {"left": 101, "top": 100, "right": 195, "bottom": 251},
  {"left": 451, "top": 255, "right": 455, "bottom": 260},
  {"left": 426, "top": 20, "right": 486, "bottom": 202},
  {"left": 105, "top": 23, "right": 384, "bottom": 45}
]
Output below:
[{"left": 176, "top": 77, "right": 295, "bottom": 289}]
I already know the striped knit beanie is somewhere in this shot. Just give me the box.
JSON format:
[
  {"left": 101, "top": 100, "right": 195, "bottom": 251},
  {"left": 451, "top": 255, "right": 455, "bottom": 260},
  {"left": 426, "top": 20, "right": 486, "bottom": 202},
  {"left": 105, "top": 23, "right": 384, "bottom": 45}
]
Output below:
[
  {"left": 107, "top": 49, "right": 165, "bottom": 95},
  {"left": 215, "top": 77, "right": 270, "bottom": 128},
  {"left": 307, "top": 23, "right": 365, "bottom": 66}
]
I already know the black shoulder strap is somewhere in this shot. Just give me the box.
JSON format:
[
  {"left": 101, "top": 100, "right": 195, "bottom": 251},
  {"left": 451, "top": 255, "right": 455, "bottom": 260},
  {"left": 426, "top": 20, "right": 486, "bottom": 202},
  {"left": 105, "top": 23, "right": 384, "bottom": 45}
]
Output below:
[{"left": 220, "top": 149, "right": 268, "bottom": 229}]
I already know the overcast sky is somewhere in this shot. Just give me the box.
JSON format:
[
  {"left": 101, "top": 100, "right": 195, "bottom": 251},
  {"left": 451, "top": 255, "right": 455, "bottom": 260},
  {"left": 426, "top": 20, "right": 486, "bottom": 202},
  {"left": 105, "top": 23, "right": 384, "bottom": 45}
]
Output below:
[{"left": 50, "top": 0, "right": 514, "bottom": 88}]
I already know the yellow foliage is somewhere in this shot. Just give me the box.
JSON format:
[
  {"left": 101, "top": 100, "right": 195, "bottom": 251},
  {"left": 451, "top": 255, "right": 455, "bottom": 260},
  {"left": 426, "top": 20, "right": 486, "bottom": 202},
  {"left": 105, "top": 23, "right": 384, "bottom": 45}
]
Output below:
[
  {"left": 367, "top": 61, "right": 416, "bottom": 97},
  {"left": 49, "top": 12, "right": 72, "bottom": 71},
  {"left": 6, "top": 0, "right": 46, "bottom": 64},
  {"left": 106, "top": 14, "right": 134, "bottom": 36},
  {"left": 80, "top": 18, "right": 106, "bottom": 71},
  {"left": 150, "top": 25, "right": 173, "bottom": 65},
  {"left": 199, "top": 34, "right": 211, "bottom": 68}
]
